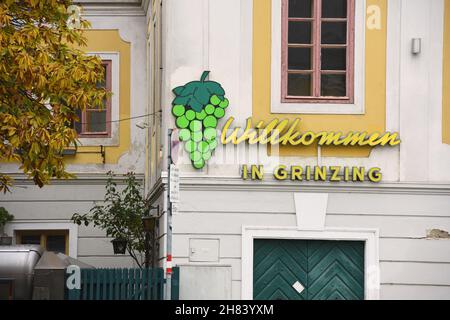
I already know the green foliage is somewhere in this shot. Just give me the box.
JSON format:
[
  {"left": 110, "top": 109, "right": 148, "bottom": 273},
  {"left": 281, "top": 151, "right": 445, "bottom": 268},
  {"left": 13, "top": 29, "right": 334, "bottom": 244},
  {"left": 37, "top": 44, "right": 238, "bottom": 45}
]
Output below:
[
  {"left": 0, "top": 0, "right": 110, "bottom": 192},
  {"left": 0, "top": 207, "right": 14, "bottom": 228},
  {"left": 72, "top": 172, "right": 149, "bottom": 268}
]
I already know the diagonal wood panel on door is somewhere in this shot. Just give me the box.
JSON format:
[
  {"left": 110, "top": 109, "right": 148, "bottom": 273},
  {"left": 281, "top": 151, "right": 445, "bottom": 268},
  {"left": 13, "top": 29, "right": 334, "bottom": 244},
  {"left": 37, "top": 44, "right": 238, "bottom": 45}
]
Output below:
[{"left": 253, "top": 239, "right": 365, "bottom": 300}]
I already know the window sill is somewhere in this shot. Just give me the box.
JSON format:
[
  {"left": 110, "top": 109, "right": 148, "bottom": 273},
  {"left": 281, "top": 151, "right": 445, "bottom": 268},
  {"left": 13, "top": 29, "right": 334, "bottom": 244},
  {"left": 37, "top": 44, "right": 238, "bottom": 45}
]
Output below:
[
  {"left": 282, "top": 96, "right": 354, "bottom": 104},
  {"left": 77, "top": 135, "right": 119, "bottom": 147},
  {"left": 78, "top": 133, "right": 111, "bottom": 139},
  {"left": 271, "top": 100, "right": 364, "bottom": 115},
  {"left": 275, "top": 96, "right": 361, "bottom": 114}
]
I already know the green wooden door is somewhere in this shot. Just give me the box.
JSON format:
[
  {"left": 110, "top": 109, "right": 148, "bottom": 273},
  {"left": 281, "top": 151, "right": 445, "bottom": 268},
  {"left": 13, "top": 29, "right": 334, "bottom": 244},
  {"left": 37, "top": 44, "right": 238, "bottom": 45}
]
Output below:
[
  {"left": 253, "top": 240, "right": 365, "bottom": 300},
  {"left": 254, "top": 239, "right": 308, "bottom": 300}
]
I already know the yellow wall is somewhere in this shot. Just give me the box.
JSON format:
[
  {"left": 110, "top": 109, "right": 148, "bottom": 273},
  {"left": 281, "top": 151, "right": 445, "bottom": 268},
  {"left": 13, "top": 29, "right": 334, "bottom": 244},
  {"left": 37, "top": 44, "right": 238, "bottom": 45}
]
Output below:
[
  {"left": 444, "top": 0, "right": 450, "bottom": 145},
  {"left": 67, "top": 30, "right": 131, "bottom": 165},
  {"left": 253, "top": 0, "right": 388, "bottom": 157}
]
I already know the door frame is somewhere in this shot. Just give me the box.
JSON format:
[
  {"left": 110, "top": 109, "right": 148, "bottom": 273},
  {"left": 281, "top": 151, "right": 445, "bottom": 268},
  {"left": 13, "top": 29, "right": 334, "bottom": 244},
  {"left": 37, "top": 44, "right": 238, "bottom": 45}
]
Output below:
[{"left": 242, "top": 226, "right": 380, "bottom": 300}]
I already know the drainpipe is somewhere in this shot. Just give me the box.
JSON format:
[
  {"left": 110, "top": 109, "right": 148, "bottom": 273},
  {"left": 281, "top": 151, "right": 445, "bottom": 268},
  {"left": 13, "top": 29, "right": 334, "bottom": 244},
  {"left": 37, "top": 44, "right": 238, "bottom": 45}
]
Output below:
[{"left": 165, "top": 128, "right": 173, "bottom": 300}]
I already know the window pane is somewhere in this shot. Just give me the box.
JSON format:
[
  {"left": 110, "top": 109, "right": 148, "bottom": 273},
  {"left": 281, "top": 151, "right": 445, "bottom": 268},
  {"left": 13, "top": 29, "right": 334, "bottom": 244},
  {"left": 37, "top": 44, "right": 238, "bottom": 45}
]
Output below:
[
  {"left": 46, "top": 235, "right": 66, "bottom": 254},
  {"left": 321, "top": 48, "right": 346, "bottom": 70},
  {"left": 288, "top": 73, "right": 312, "bottom": 96},
  {"left": 289, "top": 21, "right": 312, "bottom": 44},
  {"left": 86, "top": 110, "right": 107, "bottom": 133},
  {"left": 321, "top": 22, "right": 347, "bottom": 44},
  {"left": 289, "top": 0, "right": 313, "bottom": 18},
  {"left": 288, "top": 47, "right": 312, "bottom": 70},
  {"left": 321, "top": 74, "right": 346, "bottom": 96},
  {"left": 21, "top": 235, "right": 41, "bottom": 245},
  {"left": 322, "top": 0, "right": 347, "bottom": 18}
]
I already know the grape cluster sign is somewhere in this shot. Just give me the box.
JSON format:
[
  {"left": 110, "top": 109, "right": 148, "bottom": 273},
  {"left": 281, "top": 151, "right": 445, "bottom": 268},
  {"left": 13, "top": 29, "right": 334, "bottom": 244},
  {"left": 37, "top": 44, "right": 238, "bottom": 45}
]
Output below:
[{"left": 171, "top": 71, "right": 229, "bottom": 169}]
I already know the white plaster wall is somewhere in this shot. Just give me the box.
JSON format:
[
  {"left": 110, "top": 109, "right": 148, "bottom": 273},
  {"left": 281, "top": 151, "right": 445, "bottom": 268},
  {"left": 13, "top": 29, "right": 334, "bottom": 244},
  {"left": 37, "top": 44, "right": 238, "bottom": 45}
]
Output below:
[
  {"left": 399, "top": 0, "right": 450, "bottom": 182},
  {"left": 159, "top": 0, "right": 450, "bottom": 300},
  {"left": 159, "top": 0, "right": 450, "bottom": 184},
  {"left": 0, "top": 177, "right": 142, "bottom": 268},
  {"left": 172, "top": 183, "right": 450, "bottom": 300}
]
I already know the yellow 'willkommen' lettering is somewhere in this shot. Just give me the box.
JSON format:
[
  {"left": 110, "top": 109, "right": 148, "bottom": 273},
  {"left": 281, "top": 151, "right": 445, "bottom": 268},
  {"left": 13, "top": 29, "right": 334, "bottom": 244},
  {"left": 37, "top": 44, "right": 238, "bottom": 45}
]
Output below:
[{"left": 221, "top": 117, "right": 401, "bottom": 147}]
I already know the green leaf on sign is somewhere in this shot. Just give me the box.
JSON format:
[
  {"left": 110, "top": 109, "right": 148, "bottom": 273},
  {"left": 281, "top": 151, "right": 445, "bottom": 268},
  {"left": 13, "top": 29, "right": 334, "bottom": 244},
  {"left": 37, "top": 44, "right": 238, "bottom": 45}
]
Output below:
[
  {"left": 189, "top": 98, "right": 203, "bottom": 112},
  {"left": 173, "top": 86, "right": 185, "bottom": 96},
  {"left": 171, "top": 71, "right": 227, "bottom": 112},
  {"left": 173, "top": 95, "right": 190, "bottom": 106},
  {"left": 204, "top": 82, "right": 225, "bottom": 96}
]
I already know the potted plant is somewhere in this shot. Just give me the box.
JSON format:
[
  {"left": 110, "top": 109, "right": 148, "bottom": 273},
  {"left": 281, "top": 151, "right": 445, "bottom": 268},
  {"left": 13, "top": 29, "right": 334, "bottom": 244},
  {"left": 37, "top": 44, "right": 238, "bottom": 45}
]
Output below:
[{"left": 0, "top": 207, "right": 14, "bottom": 245}]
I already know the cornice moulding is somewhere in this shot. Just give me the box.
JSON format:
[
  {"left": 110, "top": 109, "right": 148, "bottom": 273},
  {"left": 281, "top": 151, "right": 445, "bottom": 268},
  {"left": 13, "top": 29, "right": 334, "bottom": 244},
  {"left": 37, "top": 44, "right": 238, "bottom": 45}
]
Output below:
[
  {"left": 155, "top": 174, "right": 450, "bottom": 196},
  {"left": 6, "top": 173, "right": 145, "bottom": 185},
  {"left": 74, "top": 0, "right": 148, "bottom": 16}
]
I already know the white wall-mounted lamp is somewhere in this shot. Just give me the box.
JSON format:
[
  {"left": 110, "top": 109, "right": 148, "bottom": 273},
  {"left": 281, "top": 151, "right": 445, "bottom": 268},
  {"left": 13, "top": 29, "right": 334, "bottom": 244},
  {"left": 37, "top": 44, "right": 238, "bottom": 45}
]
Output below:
[{"left": 412, "top": 38, "right": 422, "bottom": 55}]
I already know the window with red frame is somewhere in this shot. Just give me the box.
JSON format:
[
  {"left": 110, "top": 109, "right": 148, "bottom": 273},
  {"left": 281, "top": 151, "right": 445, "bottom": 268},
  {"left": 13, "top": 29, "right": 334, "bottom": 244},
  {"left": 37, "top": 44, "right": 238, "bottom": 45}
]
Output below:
[
  {"left": 282, "top": 0, "right": 355, "bottom": 103},
  {"left": 75, "top": 60, "right": 112, "bottom": 137}
]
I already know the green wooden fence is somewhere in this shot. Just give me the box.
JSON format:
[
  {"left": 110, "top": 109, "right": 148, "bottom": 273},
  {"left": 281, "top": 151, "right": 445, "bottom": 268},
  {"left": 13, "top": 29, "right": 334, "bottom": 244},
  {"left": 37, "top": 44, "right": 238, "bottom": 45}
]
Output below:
[{"left": 67, "top": 268, "right": 172, "bottom": 300}]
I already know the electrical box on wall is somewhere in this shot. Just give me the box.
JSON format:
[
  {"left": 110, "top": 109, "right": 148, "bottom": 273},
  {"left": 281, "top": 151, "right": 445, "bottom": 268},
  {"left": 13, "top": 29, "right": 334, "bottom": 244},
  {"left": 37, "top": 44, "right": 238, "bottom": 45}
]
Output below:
[{"left": 189, "top": 238, "right": 220, "bottom": 262}]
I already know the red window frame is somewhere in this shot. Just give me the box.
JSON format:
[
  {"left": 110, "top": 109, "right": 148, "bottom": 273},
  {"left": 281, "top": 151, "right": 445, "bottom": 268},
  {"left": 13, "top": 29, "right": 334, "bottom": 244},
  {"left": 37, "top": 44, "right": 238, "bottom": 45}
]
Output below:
[
  {"left": 281, "top": 0, "right": 355, "bottom": 103},
  {"left": 77, "top": 60, "right": 112, "bottom": 138}
]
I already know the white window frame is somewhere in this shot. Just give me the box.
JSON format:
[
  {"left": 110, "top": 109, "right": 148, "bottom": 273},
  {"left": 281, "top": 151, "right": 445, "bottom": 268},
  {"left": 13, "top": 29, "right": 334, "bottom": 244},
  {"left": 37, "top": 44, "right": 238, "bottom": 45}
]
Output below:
[
  {"left": 271, "top": 0, "right": 366, "bottom": 114},
  {"left": 5, "top": 221, "right": 78, "bottom": 258},
  {"left": 241, "top": 226, "right": 380, "bottom": 300},
  {"left": 78, "top": 52, "right": 120, "bottom": 147}
]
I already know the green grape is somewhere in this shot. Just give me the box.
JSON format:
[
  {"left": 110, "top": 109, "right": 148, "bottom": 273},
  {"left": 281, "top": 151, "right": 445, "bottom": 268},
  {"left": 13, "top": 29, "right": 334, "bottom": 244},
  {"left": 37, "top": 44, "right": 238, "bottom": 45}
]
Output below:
[
  {"left": 179, "top": 129, "right": 191, "bottom": 142},
  {"left": 210, "top": 95, "right": 222, "bottom": 106},
  {"left": 205, "top": 104, "right": 215, "bottom": 115},
  {"left": 202, "top": 150, "right": 212, "bottom": 161},
  {"left": 193, "top": 158, "right": 205, "bottom": 169},
  {"left": 172, "top": 104, "right": 186, "bottom": 117},
  {"left": 196, "top": 110, "right": 207, "bottom": 120},
  {"left": 209, "top": 139, "right": 218, "bottom": 150},
  {"left": 204, "top": 128, "right": 217, "bottom": 141},
  {"left": 190, "top": 120, "right": 202, "bottom": 132},
  {"left": 219, "top": 98, "right": 229, "bottom": 109},
  {"left": 198, "top": 141, "right": 210, "bottom": 153},
  {"left": 176, "top": 116, "right": 189, "bottom": 129},
  {"left": 192, "top": 131, "right": 203, "bottom": 142},
  {"left": 214, "top": 107, "right": 225, "bottom": 119},
  {"left": 203, "top": 115, "right": 218, "bottom": 128},
  {"left": 185, "top": 110, "right": 196, "bottom": 121},
  {"left": 190, "top": 151, "right": 202, "bottom": 162},
  {"left": 184, "top": 140, "right": 196, "bottom": 153}
]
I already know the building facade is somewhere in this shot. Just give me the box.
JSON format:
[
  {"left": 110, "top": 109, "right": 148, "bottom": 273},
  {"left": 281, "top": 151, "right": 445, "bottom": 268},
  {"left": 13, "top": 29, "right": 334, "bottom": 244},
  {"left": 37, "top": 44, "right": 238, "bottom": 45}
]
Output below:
[
  {"left": 0, "top": 0, "right": 449, "bottom": 300},
  {"left": 0, "top": 0, "right": 150, "bottom": 268},
  {"left": 148, "top": 0, "right": 450, "bottom": 300}
]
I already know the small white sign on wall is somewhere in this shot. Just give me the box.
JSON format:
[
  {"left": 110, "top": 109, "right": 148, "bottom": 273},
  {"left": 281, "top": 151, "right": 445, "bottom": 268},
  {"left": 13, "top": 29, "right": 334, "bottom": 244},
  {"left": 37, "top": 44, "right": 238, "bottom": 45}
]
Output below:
[{"left": 169, "top": 164, "right": 180, "bottom": 203}]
